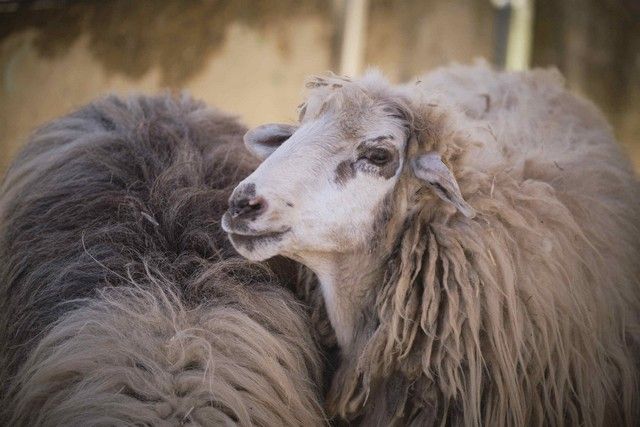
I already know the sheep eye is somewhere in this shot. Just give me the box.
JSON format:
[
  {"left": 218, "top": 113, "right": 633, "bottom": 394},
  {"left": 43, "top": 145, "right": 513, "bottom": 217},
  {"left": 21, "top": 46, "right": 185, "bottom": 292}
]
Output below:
[{"left": 365, "top": 148, "right": 391, "bottom": 165}]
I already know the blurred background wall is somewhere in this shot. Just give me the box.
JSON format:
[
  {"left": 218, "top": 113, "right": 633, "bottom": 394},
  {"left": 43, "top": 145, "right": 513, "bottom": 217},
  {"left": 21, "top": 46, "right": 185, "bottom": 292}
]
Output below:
[{"left": 1, "top": 0, "right": 638, "bottom": 172}]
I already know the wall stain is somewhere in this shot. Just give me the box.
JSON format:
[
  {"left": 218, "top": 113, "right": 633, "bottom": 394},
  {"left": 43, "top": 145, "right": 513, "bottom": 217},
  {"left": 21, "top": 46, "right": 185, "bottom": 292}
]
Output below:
[{"left": 0, "top": 0, "right": 331, "bottom": 86}]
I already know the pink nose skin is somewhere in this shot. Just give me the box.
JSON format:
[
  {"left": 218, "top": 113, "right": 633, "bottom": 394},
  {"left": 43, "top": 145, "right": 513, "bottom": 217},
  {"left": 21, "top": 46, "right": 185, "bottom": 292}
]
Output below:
[{"left": 229, "top": 195, "right": 267, "bottom": 221}]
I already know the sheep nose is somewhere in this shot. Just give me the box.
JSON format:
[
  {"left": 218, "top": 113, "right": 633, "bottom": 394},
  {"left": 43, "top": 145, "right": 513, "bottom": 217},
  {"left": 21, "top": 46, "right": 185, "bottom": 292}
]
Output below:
[
  {"left": 229, "top": 195, "right": 266, "bottom": 219},
  {"left": 228, "top": 184, "right": 267, "bottom": 220}
]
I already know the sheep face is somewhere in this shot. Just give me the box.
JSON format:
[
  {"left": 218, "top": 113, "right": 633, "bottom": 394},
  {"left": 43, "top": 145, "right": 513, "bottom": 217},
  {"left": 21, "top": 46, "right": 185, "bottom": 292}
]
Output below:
[
  {"left": 222, "top": 101, "right": 409, "bottom": 262},
  {"left": 223, "top": 73, "right": 474, "bottom": 267}
]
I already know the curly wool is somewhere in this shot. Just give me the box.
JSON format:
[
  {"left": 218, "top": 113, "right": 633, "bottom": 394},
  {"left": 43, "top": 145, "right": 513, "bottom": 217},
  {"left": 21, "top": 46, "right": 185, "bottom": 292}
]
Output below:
[{"left": 0, "top": 94, "right": 326, "bottom": 425}]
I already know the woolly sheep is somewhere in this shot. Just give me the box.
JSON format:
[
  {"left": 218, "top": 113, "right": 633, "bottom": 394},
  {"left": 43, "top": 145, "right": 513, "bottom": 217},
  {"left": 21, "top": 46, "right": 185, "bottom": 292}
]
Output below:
[
  {"left": 224, "top": 63, "right": 640, "bottom": 426},
  {"left": 0, "top": 94, "right": 326, "bottom": 426}
]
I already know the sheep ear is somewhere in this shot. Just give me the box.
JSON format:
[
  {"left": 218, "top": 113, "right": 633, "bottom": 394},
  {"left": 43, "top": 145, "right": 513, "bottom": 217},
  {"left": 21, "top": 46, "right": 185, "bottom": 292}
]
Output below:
[
  {"left": 244, "top": 124, "right": 297, "bottom": 160},
  {"left": 411, "top": 152, "right": 475, "bottom": 218}
]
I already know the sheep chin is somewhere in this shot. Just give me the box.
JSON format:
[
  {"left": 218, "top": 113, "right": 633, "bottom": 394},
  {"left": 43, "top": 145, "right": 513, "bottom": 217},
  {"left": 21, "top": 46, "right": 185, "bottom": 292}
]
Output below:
[{"left": 228, "top": 230, "right": 289, "bottom": 261}]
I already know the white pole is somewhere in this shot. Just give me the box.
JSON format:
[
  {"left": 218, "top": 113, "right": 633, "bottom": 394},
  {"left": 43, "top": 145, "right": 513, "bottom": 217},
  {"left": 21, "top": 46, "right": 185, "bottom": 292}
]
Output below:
[
  {"left": 505, "top": 0, "right": 534, "bottom": 71},
  {"left": 339, "top": 0, "right": 369, "bottom": 77}
]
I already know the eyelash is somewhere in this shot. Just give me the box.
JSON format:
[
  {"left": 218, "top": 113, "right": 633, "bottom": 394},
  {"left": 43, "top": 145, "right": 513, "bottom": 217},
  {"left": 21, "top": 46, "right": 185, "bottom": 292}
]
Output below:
[{"left": 363, "top": 148, "right": 391, "bottom": 165}]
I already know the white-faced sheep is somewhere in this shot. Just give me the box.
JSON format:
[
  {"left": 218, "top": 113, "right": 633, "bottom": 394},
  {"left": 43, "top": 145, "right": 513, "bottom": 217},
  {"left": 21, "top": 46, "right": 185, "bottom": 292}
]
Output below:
[
  {"left": 0, "top": 94, "right": 327, "bottom": 426},
  {"left": 223, "top": 63, "right": 640, "bottom": 426}
]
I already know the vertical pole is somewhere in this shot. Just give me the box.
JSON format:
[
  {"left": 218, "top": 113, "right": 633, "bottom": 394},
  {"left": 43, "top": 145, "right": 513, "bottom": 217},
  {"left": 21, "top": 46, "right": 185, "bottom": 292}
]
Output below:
[
  {"left": 493, "top": 1, "right": 512, "bottom": 68},
  {"left": 491, "top": 0, "right": 534, "bottom": 70},
  {"left": 505, "top": 0, "right": 534, "bottom": 70},
  {"left": 339, "top": 0, "right": 369, "bottom": 77}
]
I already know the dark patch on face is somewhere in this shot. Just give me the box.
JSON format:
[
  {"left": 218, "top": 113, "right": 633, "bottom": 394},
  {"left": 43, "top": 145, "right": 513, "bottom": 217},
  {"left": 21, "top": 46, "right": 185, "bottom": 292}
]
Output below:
[
  {"left": 356, "top": 137, "right": 401, "bottom": 180},
  {"left": 236, "top": 182, "right": 255, "bottom": 199},
  {"left": 332, "top": 135, "right": 403, "bottom": 187},
  {"left": 334, "top": 160, "right": 356, "bottom": 186},
  {"left": 286, "top": 201, "right": 294, "bottom": 207},
  {"left": 377, "top": 148, "right": 400, "bottom": 179}
]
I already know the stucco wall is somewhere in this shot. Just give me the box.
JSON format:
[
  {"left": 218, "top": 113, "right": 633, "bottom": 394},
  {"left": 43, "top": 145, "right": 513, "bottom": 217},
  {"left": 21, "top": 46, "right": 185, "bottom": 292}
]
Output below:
[{"left": 1, "top": 0, "right": 638, "bottom": 172}]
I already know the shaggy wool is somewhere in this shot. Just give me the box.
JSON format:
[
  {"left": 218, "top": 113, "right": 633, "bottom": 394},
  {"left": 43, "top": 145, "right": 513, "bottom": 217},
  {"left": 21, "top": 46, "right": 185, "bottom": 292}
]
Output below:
[
  {"left": 290, "top": 64, "right": 640, "bottom": 426},
  {"left": 0, "top": 94, "right": 326, "bottom": 425}
]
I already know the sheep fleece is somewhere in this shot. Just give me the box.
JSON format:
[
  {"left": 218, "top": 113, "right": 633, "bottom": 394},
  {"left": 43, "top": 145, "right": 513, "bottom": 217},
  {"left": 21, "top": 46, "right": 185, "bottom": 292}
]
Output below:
[
  {"left": 320, "top": 64, "right": 640, "bottom": 426},
  {"left": 0, "top": 94, "right": 325, "bottom": 426}
]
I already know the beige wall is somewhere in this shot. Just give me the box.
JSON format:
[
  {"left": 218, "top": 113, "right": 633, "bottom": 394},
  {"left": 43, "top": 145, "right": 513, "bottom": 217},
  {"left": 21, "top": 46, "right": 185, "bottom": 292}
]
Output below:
[
  {"left": 0, "top": 1, "right": 334, "bottom": 171},
  {"left": 1, "top": 0, "right": 638, "bottom": 172}
]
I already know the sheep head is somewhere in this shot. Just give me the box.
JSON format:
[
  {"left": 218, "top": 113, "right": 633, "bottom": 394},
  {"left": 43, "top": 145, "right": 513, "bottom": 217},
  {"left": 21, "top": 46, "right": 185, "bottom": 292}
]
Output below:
[{"left": 222, "top": 71, "right": 475, "bottom": 344}]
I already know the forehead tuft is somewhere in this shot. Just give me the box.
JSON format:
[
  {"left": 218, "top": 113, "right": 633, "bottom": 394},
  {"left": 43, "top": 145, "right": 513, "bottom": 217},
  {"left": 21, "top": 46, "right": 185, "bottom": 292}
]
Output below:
[{"left": 301, "top": 71, "right": 397, "bottom": 123}]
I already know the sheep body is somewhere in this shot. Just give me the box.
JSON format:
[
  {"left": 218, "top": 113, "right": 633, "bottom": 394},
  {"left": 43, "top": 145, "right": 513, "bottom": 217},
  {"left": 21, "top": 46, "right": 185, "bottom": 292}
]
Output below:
[
  {"left": 311, "top": 64, "right": 640, "bottom": 426},
  {"left": 0, "top": 94, "right": 325, "bottom": 425}
]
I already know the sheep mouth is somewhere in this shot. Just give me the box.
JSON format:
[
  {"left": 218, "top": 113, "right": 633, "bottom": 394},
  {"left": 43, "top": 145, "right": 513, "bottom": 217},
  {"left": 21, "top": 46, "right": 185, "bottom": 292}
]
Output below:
[{"left": 227, "top": 229, "right": 290, "bottom": 250}]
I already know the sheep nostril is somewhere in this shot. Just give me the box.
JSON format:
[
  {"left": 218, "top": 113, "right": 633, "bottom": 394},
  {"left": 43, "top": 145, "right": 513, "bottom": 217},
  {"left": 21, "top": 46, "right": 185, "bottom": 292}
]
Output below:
[
  {"left": 230, "top": 196, "right": 267, "bottom": 219},
  {"left": 248, "top": 197, "right": 262, "bottom": 209}
]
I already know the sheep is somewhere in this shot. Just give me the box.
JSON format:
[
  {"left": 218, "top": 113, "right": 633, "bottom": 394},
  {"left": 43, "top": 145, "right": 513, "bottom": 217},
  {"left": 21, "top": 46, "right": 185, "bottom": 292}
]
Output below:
[
  {"left": 223, "top": 62, "right": 640, "bottom": 426},
  {"left": 0, "top": 94, "right": 327, "bottom": 426}
]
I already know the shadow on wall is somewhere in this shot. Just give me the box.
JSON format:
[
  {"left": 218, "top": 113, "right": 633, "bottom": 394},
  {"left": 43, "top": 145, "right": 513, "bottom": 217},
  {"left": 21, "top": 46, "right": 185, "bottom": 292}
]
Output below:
[
  {"left": 0, "top": 0, "right": 337, "bottom": 172},
  {"left": 0, "top": 0, "right": 331, "bottom": 86}
]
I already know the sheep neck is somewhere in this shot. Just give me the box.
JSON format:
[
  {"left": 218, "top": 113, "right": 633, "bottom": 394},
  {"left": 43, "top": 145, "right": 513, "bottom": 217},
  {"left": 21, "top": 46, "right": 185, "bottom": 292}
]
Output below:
[{"left": 301, "top": 250, "right": 383, "bottom": 351}]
